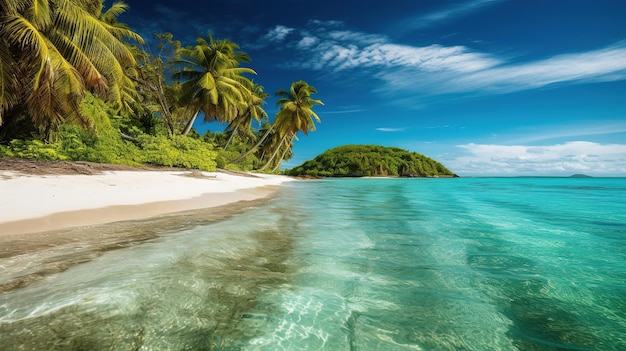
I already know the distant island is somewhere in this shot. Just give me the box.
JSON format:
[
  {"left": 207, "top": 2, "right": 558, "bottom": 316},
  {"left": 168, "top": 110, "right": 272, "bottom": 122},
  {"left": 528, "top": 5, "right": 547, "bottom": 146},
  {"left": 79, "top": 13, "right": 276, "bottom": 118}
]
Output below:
[
  {"left": 288, "top": 145, "right": 457, "bottom": 178},
  {"left": 569, "top": 174, "right": 593, "bottom": 178}
]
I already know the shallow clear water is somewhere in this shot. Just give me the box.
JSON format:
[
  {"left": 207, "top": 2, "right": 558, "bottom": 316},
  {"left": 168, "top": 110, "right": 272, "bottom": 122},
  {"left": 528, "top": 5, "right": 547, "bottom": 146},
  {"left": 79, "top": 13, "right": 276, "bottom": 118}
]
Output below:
[{"left": 1, "top": 178, "right": 625, "bottom": 350}]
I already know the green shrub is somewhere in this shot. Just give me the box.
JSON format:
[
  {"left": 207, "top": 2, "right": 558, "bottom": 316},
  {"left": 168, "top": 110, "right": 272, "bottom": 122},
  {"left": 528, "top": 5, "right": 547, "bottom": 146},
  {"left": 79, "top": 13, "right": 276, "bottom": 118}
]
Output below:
[
  {"left": 0, "top": 144, "right": 11, "bottom": 157},
  {"left": 5, "top": 139, "right": 67, "bottom": 161},
  {"left": 215, "top": 149, "right": 257, "bottom": 171},
  {"left": 137, "top": 135, "right": 217, "bottom": 171},
  {"left": 2, "top": 94, "right": 220, "bottom": 171}
]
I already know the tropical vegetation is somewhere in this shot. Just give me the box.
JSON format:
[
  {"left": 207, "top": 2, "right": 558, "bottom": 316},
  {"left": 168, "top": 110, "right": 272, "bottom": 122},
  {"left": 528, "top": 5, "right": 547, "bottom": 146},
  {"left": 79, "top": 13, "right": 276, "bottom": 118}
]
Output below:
[
  {"left": 0, "top": 0, "right": 323, "bottom": 172},
  {"left": 288, "top": 145, "right": 457, "bottom": 177}
]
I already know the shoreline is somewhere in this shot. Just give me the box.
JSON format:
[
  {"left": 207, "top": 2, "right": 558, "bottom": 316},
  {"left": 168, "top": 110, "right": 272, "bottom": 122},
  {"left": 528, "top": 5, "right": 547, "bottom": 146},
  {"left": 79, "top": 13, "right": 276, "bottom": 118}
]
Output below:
[
  {"left": 0, "top": 186, "right": 279, "bottom": 236},
  {"left": 0, "top": 161, "right": 295, "bottom": 236},
  {"left": 0, "top": 159, "right": 295, "bottom": 293},
  {"left": 0, "top": 195, "right": 283, "bottom": 294}
]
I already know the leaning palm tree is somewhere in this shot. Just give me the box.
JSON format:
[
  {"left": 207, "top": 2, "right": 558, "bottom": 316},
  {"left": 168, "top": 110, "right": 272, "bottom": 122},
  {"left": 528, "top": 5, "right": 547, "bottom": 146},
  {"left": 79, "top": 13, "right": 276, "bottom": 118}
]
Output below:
[
  {"left": 230, "top": 81, "right": 323, "bottom": 166},
  {"left": 223, "top": 83, "right": 268, "bottom": 150},
  {"left": 173, "top": 35, "right": 256, "bottom": 136},
  {"left": 258, "top": 80, "right": 323, "bottom": 171},
  {"left": 0, "top": 0, "right": 143, "bottom": 138},
  {"left": 258, "top": 130, "right": 296, "bottom": 173}
]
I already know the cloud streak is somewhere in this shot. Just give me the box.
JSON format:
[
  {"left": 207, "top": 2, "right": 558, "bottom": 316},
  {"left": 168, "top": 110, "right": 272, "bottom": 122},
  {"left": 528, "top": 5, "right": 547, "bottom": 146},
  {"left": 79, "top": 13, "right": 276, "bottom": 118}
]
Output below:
[
  {"left": 376, "top": 127, "right": 406, "bottom": 132},
  {"left": 505, "top": 121, "right": 626, "bottom": 144},
  {"left": 271, "top": 20, "right": 626, "bottom": 100},
  {"left": 405, "top": 0, "right": 504, "bottom": 29},
  {"left": 450, "top": 141, "right": 626, "bottom": 176},
  {"left": 451, "top": 43, "right": 626, "bottom": 93}
]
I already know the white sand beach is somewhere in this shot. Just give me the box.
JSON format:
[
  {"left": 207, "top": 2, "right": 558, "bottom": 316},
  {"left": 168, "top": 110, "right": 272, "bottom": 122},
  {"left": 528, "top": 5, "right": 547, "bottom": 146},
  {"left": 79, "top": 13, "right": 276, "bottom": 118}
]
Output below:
[{"left": 0, "top": 169, "right": 295, "bottom": 236}]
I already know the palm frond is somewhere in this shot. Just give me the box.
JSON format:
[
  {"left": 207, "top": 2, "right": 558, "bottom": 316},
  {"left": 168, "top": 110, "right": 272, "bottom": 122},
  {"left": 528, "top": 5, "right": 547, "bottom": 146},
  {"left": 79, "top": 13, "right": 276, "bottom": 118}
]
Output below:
[
  {"left": 0, "top": 41, "right": 19, "bottom": 124},
  {"left": 54, "top": 0, "right": 141, "bottom": 66},
  {"left": 100, "top": 1, "right": 129, "bottom": 24},
  {"left": 47, "top": 29, "right": 107, "bottom": 93},
  {"left": 25, "top": 0, "right": 52, "bottom": 29},
  {"left": 3, "top": 14, "right": 50, "bottom": 89}
]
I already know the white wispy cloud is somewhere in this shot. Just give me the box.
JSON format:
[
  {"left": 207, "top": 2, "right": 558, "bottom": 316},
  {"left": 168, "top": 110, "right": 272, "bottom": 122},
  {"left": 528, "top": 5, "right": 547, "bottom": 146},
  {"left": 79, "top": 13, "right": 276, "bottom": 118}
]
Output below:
[
  {"left": 296, "top": 24, "right": 626, "bottom": 97},
  {"left": 417, "top": 0, "right": 504, "bottom": 28},
  {"left": 451, "top": 43, "right": 626, "bottom": 92},
  {"left": 261, "top": 19, "right": 626, "bottom": 101},
  {"left": 308, "top": 19, "right": 344, "bottom": 28},
  {"left": 376, "top": 127, "right": 406, "bottom": 132},
  {"left": 263, "top": 25, "right": 294, "bottom": 42},
  {"left": 337, "top": 43, "right": 498, "bottom": 72},
  {"left": 322, "top": 108, "right": 367, "bottom": 115},
  {"left": 449, "top": 141, "right": 626, "bottom": 176},
  {"left": 327, "top": 30, "right": 387, "bottom": 45},
  {"left": 293, "top": 31, "right": 500, "bottom": 74},
  {"left": 503, "top": 121, "right": 626, "bottom": 144},
  {"left": 374, "top": 42, "right": 626, "bottom": 99},
  {"left": 297, "top": 36, "right": 319, "bottom": 49},
  {"left": 388, "top": 0, "right": 504, "bottom": 34}
]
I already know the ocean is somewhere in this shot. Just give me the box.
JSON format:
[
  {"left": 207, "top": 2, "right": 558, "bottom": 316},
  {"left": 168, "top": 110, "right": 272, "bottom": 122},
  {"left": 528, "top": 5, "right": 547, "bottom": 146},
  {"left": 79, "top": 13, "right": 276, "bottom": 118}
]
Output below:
[{"left": 1, "top": 177, "right": 625, "bottom": 350}]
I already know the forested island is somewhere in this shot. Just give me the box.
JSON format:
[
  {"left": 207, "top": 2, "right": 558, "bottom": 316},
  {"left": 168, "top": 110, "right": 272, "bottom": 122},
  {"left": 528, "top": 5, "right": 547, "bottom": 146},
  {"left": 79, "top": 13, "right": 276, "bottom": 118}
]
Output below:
[
  {"left": 0, "top": 1, "right": 322, "bottom": 173},
  {"left": 288, "top": 145, "right": 457, "bottom": 177}
]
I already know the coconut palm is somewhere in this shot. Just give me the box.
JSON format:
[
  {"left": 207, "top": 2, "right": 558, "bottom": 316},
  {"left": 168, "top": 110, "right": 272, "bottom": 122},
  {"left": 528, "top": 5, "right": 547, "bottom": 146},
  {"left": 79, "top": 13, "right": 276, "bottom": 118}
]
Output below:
[
  {"left": 228, "top": 119, "right": 274, "bottom": 164},
  {"left": 274, "top": 81, "right": 323, "bottom": 136},
  {"left": 223, "top": 83, "right": 268, "bottom": 150},
  {"left": 230, "top": 81, "right": 323, "bottom": 167},
  {"left": 173, "top": 35, "right": 256, "bottom": 136},
  {"left": 258, "top": 130, "right": 296, "bottom": 173},
  {"left": 258, "top": 80, "right": 323, "bottom": 171},
  {"left": 0, "top": 0, "right": 143, "bottom": 139}
]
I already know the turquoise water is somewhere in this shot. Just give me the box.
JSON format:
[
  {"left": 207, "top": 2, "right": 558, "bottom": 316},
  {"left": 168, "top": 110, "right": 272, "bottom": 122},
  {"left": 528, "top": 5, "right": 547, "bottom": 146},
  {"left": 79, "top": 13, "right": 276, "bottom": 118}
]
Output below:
[{"left": 1, "top": 177, "right": 625, "bottom": 350}]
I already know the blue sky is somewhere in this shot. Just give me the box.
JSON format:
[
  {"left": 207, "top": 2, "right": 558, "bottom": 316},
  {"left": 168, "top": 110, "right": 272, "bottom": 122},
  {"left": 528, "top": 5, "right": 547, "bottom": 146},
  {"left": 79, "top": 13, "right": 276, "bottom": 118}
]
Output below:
[{"left": 121, "top": 0, "right": 626, "bottom": 176}]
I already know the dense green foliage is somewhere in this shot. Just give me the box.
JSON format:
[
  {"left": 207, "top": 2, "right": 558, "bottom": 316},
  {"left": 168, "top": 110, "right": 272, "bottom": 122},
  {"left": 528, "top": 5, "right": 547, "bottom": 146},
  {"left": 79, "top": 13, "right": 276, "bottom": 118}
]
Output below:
[
  {"left": 288, "top": 145, "right": 456, "bottom": 177},
  {"left": 0, "top": 93, "right": 217, "bottom": 170},
  {"left": 0, "top": 1, "right": 323, "bottom": 173},
  {"left": 0, "top": 126, "right": 218, "bottom": 171}
]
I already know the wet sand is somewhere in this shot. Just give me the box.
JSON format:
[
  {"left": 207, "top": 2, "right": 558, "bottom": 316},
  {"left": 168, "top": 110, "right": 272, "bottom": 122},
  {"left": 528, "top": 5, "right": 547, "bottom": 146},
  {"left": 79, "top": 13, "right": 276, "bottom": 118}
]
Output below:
[
  {"left": 0, "top": 186, "right": 278, "bottom": 236},
  {"left": 1, "top": 165, "right": 294, "bottom": 236},
  {"left": 0, "top": 159, "right": 295, "bottom": 293},
  {"left": 0, "top": 194, "right": 282, "bottom": 294}
]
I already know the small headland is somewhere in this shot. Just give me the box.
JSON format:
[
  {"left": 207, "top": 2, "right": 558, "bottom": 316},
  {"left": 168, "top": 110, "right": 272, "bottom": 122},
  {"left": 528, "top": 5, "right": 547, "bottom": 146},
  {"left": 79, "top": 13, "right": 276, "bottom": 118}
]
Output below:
[{"left": 287, "top": 144, "right": 458, "bottom": 178}]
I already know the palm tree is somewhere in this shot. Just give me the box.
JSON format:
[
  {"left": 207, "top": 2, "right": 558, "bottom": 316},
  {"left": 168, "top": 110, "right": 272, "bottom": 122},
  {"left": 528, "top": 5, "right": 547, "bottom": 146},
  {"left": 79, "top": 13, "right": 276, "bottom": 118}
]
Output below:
[
  {"left": 258, "top": 80, "right": 323, "bottom": 171},
  {"left": 259, "top": 131, "right": 296, "bottom": 173},
  {"left": 274, "top": 81, "right": 323, "bottom": 136},
  {"left": 0, "top": 0, "right": 143, "bottom": 139},
  {"left": 230, "top": 81, "right": 323, "bottom": 167},
  {"left": 93, "top": 0, "right": 143, "bottom": 113},
  {"left": 172, "top": 35, "right": 256, "bottom": 136},
  {"left": 228, "top": 120, "right": 274, "bottom": 164},
  {"left": 223, "top": 83, "right": 268, "bottom": 150}
]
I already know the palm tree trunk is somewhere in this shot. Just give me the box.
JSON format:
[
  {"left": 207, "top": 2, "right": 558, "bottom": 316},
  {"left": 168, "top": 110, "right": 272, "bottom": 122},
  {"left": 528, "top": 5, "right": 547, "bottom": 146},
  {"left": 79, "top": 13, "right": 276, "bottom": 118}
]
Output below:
[
  {"left": 258, "top": 134, "right": 289, "bottom": 171},
  {"left": 157, "top": 89, "right": 175, "bottom": 136},
  {"left": 223, "top": 125, "right": 238, "bottom": 150},
  {"left": 229, "top": 124, "right": 274, "bottom": 164},
  {"left": 272, "top": 137, "right": 293, "bottom": 173},
  {"left": 182, "top": 110, "right": 200, "bottom": 136}
]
